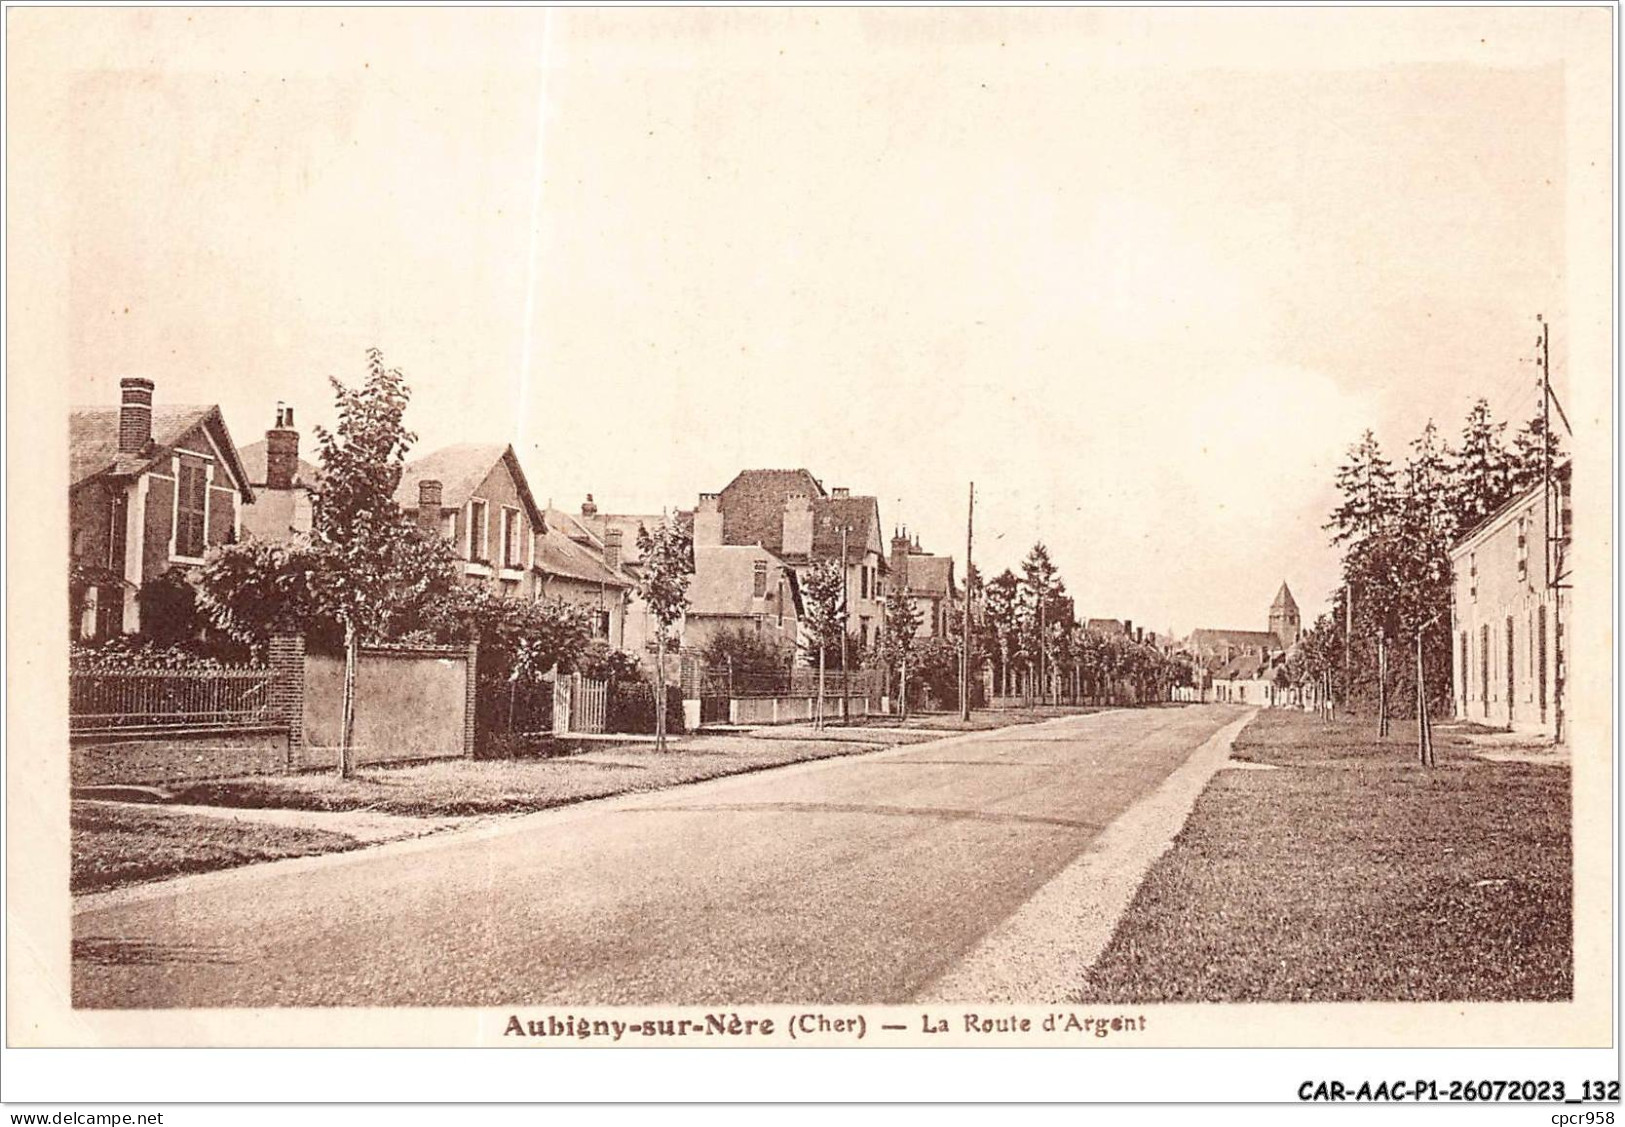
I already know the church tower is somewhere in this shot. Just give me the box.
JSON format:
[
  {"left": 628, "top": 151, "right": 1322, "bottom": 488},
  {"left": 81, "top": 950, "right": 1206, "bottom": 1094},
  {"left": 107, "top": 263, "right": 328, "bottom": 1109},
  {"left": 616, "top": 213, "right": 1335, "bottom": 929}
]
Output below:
[{"left": 1269, "top": 582, "right": 1301, "bottom": 649}]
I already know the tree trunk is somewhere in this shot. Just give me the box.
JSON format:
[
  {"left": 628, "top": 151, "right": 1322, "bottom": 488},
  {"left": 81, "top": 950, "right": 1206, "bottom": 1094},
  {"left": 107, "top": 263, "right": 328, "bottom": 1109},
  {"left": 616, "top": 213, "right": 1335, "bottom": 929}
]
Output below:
[
  {"left": 1416, "top": 630, "right": 1434, "bottom": 767},
  {"left": 900, "top": 657, "right": 909, "bottom": 722},
  {"left": 339, "top": 621, "right": 359, "bottom": 778},
  {"left": 654, "top": 630, "right": 667, "bottom": 752},
  {"left": 1377, "top": 627, "right": 1389, "bottom": 738},
  {"left": 816, "top": 645, "right": 826, "bottom": 730}
]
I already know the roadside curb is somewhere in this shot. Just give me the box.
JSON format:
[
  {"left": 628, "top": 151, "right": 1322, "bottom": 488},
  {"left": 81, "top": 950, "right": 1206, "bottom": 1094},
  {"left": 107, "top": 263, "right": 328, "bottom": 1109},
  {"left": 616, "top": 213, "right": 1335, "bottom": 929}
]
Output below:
[{"left": 912, "top": 708, "right": 1257, "bottom": 1004}]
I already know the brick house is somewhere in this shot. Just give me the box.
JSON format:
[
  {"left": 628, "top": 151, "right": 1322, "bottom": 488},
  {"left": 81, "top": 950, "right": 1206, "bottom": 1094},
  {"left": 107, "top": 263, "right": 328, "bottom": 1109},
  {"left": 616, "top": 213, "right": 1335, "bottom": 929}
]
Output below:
[
  {"left": 395, "top": 445, "right": 636, "bottom": 645},
  {"left": 701, "top": 469, "right": 889, "bottom": 651},
  {"left": 395, "top": 443, "right": 548, "bottom": 600},
  {"left": 69, "top": 377, "right": 255, "bottom": 639},
  {"left": 1450, "top": 461, "right": 1570, "bottom": 738}
]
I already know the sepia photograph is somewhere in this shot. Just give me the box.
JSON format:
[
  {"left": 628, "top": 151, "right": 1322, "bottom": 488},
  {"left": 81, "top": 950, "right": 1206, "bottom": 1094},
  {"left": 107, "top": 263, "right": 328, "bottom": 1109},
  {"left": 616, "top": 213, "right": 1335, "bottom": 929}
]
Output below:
[{"left": 3, "top": 3, "right": 1617, "bottom": 1106}]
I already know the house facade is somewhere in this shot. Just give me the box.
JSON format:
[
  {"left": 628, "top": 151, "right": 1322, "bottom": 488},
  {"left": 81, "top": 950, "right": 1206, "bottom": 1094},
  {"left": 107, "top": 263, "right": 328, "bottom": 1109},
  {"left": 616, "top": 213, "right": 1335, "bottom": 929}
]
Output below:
[
  {"left": 684, "top": 543, "right": 804, "bottom": 659},
  {"left": 69, "top": 378, "right": 255, "bottom": 639},
  {"left": 1450, "top": 463, "right": 1569, "bottom": 738},
  {"left": 397, "top": 444, "right": 546, "bottom": 600},
  {"left": 704, "top": 469, "right": 889, "bottom": 651},
  {"left": 396, "top": 445, "right": 636, "bottom": 645}
]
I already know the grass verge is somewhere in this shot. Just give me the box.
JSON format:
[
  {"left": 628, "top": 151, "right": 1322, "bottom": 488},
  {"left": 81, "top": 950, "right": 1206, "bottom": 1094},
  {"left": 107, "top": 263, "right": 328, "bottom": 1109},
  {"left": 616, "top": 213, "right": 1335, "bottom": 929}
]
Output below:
[
  {"left": 1074, "top": 709, "right": 1571, "bottom": 1002},
  {"left": 72, "top": 802, "right": 363, "bottom": 894}
]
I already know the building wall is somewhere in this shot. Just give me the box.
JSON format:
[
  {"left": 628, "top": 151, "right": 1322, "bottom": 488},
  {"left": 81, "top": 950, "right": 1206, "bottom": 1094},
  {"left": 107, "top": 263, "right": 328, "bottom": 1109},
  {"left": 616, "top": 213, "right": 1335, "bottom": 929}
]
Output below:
[
  {"left": 443, "top": 462, "right": 538, "bottom": 599},
  {"left": 538, "top": 574, "right": 629, "bottom": 648},
  {"left": 1451, "top": 491, "right": 1561, "bottom": 736},
  {"left": 300, "top": 646, "right": 473, "bottom": 769}
]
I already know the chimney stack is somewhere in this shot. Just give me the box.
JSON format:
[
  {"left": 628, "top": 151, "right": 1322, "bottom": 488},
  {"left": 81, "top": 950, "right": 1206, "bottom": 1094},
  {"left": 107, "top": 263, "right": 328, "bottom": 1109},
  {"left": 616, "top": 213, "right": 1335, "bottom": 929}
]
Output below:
[
  {"left": 581, "top": 494, "right": 598, "bottom": 517},
  {"left": 694, "top": 492, "right": 723, "bottom": 547},
  {"left": 603, "top": 528, "right": 623, "bottom": 573},
  {"left": 417, "top": 479, "right": 443, "bottom": 534},
  {"left": 831, "top": 487, "right": 850, "bottom": 499},
  {"left": 118, "top": 377, "right": 155, "bottom": 455},
  {"left": 890, "top": 528, "right": 912, "bottom": 590},
  {"left": 264, "top": 401, "right": 301, "bottom": 490}
]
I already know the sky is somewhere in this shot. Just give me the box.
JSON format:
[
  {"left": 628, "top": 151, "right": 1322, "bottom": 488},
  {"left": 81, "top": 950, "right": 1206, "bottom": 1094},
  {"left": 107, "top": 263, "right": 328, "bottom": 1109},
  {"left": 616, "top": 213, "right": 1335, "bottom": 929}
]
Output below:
[{"left": 22, "top": 7, "right": 1592, "bottom": 637}]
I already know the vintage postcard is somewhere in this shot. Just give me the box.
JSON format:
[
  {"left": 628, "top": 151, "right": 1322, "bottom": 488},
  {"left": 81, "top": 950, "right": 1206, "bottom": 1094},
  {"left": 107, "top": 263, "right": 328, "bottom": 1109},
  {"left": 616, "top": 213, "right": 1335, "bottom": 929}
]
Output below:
[{"left": 4, "top": 4, "right": 1616, "bottom": 1083}]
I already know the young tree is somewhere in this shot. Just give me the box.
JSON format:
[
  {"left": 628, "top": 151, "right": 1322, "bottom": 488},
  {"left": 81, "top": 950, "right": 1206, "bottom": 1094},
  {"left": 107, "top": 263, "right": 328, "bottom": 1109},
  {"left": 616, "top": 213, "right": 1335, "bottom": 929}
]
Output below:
[
  {"left": 635, "top": 517, "right": 692, "bottom": 751},
  {"left": 198, "top": 350, "right": 455, "bottom": 776},
  {"left": 878, "top": 584, "right": 923, "bottom": 719},
  {"left": 800, "top": 558, "right": 846, "bottom": 729},
  {"left": 983, "top": 570, "right": 1021, "bottom": 696},
  {"left": 1020, "top": 542, "right": 1065, "bottom": 703}
]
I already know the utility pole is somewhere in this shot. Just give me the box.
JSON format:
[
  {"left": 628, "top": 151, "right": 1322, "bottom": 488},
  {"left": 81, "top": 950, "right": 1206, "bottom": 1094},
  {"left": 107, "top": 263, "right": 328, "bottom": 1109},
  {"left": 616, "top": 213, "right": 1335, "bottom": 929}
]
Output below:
[
  {"left": 960, "top": 481, "right": 974, "bottom": 721},
  {"left": 1540, "top": 314, "right": 1552, "bottom": 590},
  {"left": 839, "top": 524, "right": 850, "bottom": 725}
]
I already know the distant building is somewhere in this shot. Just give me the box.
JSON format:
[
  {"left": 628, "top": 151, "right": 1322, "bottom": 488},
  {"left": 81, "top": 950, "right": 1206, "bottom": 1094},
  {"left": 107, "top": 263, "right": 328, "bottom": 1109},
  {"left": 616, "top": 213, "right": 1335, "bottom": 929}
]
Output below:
[
  {"left": 1188, "top": 581, "right": 1301, "bottom": 661},
  {"left": 1450, "top": 462, "right": 1569, "bottom": 739},
  {"left": 69, "top": 378, "right": 255, "bottom": 638},
  {"left": 887, "top": 529, "right": 959, "bottom": 638},
  {"left": 700, "top": 469, "right": 889, "bottom": 650},
  {"left": 684, "top": 544, "right": 804, "bottom": 658}
]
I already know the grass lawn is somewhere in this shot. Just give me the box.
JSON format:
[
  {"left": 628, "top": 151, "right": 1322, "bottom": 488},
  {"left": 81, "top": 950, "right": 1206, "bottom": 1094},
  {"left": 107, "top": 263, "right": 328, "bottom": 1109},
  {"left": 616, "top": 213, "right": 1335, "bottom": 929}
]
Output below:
[
  {"left": 72, "top": 802, "right": 363, "bottom": 894},
  {"left": 163, "top": 732, "right": 914, "bottom": 817},
  {"left": 1075, "top": 709, "right": 1571, "bottom": 1003}
]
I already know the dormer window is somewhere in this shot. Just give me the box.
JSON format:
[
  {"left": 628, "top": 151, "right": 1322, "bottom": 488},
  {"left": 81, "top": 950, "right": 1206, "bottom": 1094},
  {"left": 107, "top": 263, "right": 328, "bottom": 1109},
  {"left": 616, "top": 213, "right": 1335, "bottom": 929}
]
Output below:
[{"left": 753, "top": 560, "right": 768, "bottom": 597}]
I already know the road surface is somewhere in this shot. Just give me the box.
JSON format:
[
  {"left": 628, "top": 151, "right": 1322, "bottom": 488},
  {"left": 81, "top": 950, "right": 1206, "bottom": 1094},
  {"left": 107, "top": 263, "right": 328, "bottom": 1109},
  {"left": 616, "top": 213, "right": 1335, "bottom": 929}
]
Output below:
[{"left": 74, "top": 705, "right": 1242, "bottom": 1007}]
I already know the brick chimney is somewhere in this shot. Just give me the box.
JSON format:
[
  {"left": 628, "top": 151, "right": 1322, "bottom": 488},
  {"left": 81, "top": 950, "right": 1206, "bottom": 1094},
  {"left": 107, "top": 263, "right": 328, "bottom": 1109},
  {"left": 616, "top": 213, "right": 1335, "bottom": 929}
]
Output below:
[
  {"left": 782, "top": 492, "right": 814, "bottom": 558},
  {"left": 694, "top": 492, "right": 723, "bottom": 547},
  {"left": 581, "top": 493, "right": 598, "bottom": 517},
  {"left": 417, "top": 479, "right": 443, "bottom": 534},
  {"left": 264, "top": 402, "right": 300, "bottom": 490},
  {"left": 602, "top": 527, "right": 623, "bottom": 573},
  {"left": 118, "top": 377, "right": 154, "bottom": 454}
]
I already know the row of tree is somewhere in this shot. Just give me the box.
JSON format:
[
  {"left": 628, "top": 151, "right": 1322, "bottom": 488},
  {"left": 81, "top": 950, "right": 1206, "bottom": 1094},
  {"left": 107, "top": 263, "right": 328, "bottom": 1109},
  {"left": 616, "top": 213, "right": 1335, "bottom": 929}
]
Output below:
[{"left": 1297, "top": 397, "right": 1559, "bottom": 763}]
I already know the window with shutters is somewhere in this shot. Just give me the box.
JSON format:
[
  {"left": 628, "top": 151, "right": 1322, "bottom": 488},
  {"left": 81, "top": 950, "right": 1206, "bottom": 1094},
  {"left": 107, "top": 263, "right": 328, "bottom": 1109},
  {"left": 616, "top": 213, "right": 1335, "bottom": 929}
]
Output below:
[
  {"left": 753, "top": 560, "right": 768, "bottom": 597},
  {"left": 175, "top": 460, "right": 208, "bottom": 559}
]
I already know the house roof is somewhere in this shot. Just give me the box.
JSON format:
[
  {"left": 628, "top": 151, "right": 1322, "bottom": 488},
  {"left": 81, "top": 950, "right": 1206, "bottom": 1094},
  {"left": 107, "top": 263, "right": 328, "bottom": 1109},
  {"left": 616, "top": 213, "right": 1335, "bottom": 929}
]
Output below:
[
  {"left": 688, "top": 544, "right": 802, "bottom": 618},
  {"left": 395, "top": 444, "right": 544, "bottom": 529},
  {"left": 1086, "top": 618, "right": 1127, "bottom": 635},
  {"left": 1215, "top": 652, "right": 1271, "bottom": 680},
  {"left": 809, "top": 494, "right": 885, "bottom": 566},
  {"left": 69, "top": 404, "right": 254, "bottom": 501},
  {"left": 716, "top": 468, "right": 826, "bottom": 551},
  {"left": 578, "top": 512, "right": 670, "bottom": 567},
  {"left": 237, "top": 438, "right": 321, "bottom": 489},
  {"left": 1189, "top": 627, "right": 1282, "bottom": 653},
  {"left": 534, "top": 517, "right": 633, "bottom": 589},
  {"left": 1451, "top": 459, "right": 1571, "bottom": 556},
  {"left": 904, "top": 553, "right": 955, "bottom": 599}
]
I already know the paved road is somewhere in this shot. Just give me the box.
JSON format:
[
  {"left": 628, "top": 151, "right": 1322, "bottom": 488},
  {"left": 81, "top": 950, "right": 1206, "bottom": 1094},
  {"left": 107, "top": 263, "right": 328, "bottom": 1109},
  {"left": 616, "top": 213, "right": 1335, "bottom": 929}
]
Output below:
[{"left": 74, "top": 705, "right": 1242, "bottom": 1007}]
